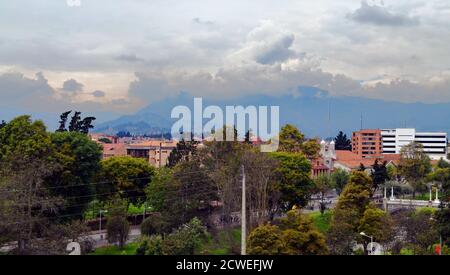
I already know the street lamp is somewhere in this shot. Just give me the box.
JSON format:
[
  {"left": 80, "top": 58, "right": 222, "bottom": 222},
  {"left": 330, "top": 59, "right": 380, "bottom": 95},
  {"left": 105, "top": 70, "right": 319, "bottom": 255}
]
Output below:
[
  {"left": 360, "top": 232, "right": 374, "bottom": 255},
  {"left": 99, "top": 209, "right": 108, "bottom": 240}
]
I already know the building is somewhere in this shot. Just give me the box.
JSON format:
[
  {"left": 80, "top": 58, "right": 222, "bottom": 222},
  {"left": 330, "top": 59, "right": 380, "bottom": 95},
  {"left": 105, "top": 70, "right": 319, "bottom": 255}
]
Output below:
[
  {"left": 352, "top": 129, "right": 383, "bottom": 158},
  {"left": 312, "top": 140, "right": 336, "bottom": 177},
  {"left": 381, "top": 128, "right": 448, "bottom": 160},
  {"left": 334, "top": 150, "right": 401, "bottom": 172},
  {"left": 126, "top": 140, "right": 177, "bottom": 167},
  {"left": 101, "top": 143, "right": 127, "bottom": 159}
]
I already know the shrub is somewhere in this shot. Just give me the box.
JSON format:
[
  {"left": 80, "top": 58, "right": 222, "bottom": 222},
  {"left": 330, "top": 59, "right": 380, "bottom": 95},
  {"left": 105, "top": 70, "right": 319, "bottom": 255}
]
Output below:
[{"left": 140, "top": 215, "right": 166, "bottom": 236}]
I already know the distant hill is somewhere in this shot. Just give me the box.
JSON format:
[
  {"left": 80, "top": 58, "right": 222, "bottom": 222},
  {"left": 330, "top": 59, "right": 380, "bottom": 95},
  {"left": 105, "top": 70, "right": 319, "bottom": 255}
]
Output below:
[{"left": 96, "top": 87, "right": 450, "bottom": 138}]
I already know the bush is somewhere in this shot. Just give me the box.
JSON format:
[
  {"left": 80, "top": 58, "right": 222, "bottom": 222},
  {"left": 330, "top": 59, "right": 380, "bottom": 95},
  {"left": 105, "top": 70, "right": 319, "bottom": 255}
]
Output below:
[
  {"left": 140, "top": 215, "right": 166, "bottom": 236},
  {"left": 136, "top": 235, "right": 163, "bottom": 255},
  {"left": 106, "top": 216, "right": 130, "bottom": 249}
]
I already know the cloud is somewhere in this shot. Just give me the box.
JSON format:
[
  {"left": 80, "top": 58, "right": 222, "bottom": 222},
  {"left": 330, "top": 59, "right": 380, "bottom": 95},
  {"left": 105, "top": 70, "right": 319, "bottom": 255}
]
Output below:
[
  {"left": 229, "top": 21, "right": 299, "bottom": 65},
  {"left": 61, "top": 78, "right": 84, "bottom": 93},
  {"left": 0, "top": 72, "right": 55, "bottom": 105},
  {"left": 115, "top": 53, "right": 145, "bottom": 63},
  {"left": 347, "top": 1, "right": 420, "bottom": 27},
  {"left": 92, "top": 90, "right": 106, "bottom": 97},
  {"left": 192, "top": 17, "right": 214, "bottom": 26}
]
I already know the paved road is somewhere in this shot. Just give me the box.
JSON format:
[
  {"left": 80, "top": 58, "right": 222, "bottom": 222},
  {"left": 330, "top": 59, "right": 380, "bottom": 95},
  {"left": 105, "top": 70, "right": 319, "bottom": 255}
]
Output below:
[{"left": 0, "top": 226, "right": 142, "bottom": 253}]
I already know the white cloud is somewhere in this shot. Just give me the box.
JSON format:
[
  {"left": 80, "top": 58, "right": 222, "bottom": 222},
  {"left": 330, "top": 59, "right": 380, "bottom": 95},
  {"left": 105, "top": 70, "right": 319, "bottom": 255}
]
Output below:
[{"left": 0, "top": 0, "right": 449, "bottom": 111}]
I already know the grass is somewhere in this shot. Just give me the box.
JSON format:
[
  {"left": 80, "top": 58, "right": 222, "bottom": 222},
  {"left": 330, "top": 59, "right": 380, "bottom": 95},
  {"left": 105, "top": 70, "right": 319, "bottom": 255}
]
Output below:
[
  {"left": 309, "top": 210, "right": 332, "bottom": 233},
  {"left": 83, "top": 201, "right": 153, "bottom": 220},
  {"left": 90, "top": 242, "right": 139, "bottom": 255},
  {"left": 197, "top": 227, "right": 241, "bottom": 255},
  {"left": 409, "top": 193, "right": 442, "bottom": 201}
]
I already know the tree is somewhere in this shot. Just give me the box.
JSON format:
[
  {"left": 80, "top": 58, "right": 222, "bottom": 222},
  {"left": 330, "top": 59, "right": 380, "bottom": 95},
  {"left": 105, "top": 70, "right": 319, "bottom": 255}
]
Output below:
[
  {"left": 358, "top": 163, "right": 366, "bottom": 172},
  {"left": 57, "top": 111, "right": 72, "bottom": 132},
  {"left": 334, "top": 171, "right": 373, "bottom": 215},
  {"left": 428, "top": 167, "right": 450, "bottom": 201},
  {"left": 327, "top": 171, "right": 373, "bottom": 254},
  {"left": 167, "top": 135, "right": 199, "bottom": 167},
  {"left": 136, "top": 217, "right": 208, "bottom": 255},
  {"left": 269, "top": 152, "right": 313, "bottom": 210},
  {"left": 244, "top": 130, "right": 252, "bottom": 144},
  {"left": 247, "top": 224, "right": 284, "bottom": 255},
  {"left": 313, "top": 173, "right": 334, "bottom": 215},
  {"left": 0, "top": 116, "right": 54, "bottom": 161},
  {"left": 358, "top": 207, "right": 393, "bottom": 248},
  {"left": 161, "top": 217, "right": 208, "bottom": 255},
  {"left": 398, "top": 142, "right": 431, "bottom": 198},
  {"left": 436, "top": 207, "right": 450, "bottom": 247},
  {"left": 278, "top": 124, "right": 305, "bottom": 153},
  {"left": 68, "top": 111, "right": 82, "bottom": 132},
  {"left": 136, "top": 235, "right": 164, "bottom": 255},
  {"left": 106, "top": 197, "right": 130, "bottom": 249},
  {"left": 397, "top": 208, "right": 439, "bottom": 254},
  {"left": 168, "top": 161, "right": 218, "bottom": 228},
  {"left": 0, "top": 120, "right": 6, "bottom": 129},
  {"left": 331, "top": 168, "right": 350, "bottom": 195},
  {"left": 0, "top": 116, "right": 98, "bottom": 254},
  {"left": 371, "top": 160, "right": 390, "bottom": 192},
  {"left": 59, "top": 111, "right": 96, "bottom": 134},
  {"left": 0, "top": 155, "right": 64, "bottom": 254},
  {"left": 98, "top": 137, "right": 112, "bottom": 144},
  {"left": 334, "top": 131, "right": 351, "bottom": 151},
  {"left": 146, "top": 167, "right": 173, "bottom": 213},
  {"left": 326, "top": 208, "right": 359, "bottom": 255},
  {"left": 47, "top": 131, "right": 102, "bottom": 220},
  {"left": 141, "top": 215, "right": 166, "bottom": 236},
  {"left": 278, "top": 211, "right": 328, "bottom": 255},
  {"left": 302, "top": 139, "right": 321, "bottom": 160},
  {"left": 437, "top": 158, "right": 450, "bottom": 169},
  {"left": 95, "top": 156, "right": 155, "bottom": 205},
  {"left": 0, "top": 116, "right": 82, "bottom": 254},
  {"left": 247, "top": 211, "right": 328, "bottom": 255}
]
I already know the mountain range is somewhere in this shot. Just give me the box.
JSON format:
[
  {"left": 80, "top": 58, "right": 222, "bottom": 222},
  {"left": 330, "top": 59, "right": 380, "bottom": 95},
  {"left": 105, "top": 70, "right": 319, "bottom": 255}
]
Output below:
[{"left": 95, "top": 87, "right": 450, "bottom": 138}]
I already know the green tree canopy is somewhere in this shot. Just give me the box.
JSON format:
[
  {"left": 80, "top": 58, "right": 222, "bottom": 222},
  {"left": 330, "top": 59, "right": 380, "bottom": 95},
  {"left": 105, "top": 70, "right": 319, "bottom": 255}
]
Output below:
[
  {"left": 398, "top": 142, "right": 432, "bottom": 197},
  {"left": 269, "top": 152, "right": 313, "bottom": 210},
  {"left": 248, "top": 211, "right": 328, "bottom": 255},
  {"left": 95, "top": 156, "right": 155, "bottom": 205},
  {"left": 331, "top": 168, "right": 350, "bottom": 195},
  {"left": 48, "top": 131, "right": 102, "bottom": 220},
  {"left": 278, "top": 124, "right": 305, "bottom": 153}
]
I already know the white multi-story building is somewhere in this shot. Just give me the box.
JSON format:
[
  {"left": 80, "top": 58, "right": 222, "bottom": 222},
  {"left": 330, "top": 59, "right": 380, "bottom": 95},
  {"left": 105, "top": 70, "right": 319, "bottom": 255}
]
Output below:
[{"left": 381, "top": 128, "right": 448, "bottom": 160}]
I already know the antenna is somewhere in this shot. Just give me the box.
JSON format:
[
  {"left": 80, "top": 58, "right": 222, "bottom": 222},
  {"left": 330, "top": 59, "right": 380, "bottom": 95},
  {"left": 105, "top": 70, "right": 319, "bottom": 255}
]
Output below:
[
  {"left": 327, "top": 98, "right": 331, "bottom": 139},
  {"left": 360, "top": 112, "right": 363, "bottom": 130}
]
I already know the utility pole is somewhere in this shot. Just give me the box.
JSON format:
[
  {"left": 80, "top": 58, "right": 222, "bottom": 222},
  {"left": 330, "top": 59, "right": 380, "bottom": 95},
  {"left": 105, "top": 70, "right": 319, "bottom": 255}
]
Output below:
[{"left": 241, "top": 165, "right": 246, "bottom": 255}]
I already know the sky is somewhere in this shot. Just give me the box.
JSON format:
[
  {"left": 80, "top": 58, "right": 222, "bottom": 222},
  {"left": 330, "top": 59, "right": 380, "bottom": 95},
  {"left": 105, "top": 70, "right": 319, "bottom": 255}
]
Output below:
[{"left": 1, "top": 0, "right": 450, "bottom": 117}]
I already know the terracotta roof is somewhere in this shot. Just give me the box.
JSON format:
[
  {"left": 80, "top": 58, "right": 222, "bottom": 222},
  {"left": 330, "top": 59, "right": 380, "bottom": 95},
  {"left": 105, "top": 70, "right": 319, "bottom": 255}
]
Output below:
[
  {"left": 127, "top": 140, "right": 178, "bottom": 148},
  {"left": 335, "top": 150, "right": 400, "bottom": 169}
]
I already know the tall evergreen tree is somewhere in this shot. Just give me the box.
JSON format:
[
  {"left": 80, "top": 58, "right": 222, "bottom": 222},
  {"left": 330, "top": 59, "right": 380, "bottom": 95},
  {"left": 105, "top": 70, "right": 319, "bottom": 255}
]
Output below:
[
  {"left": 334, "top": 131, "right": 352, "bottom": 151},
  {"left": 167, "top": 133, "right": 199, "bottom": 167},
  {"left": 57, "top": 111, "right": 72, "bottom": 132},
  {"left": 58, "top": 111, "right": 96, "bottom": 134},
  {"left": 371, "top": 160, "right": 389, "bottom": 192},
  {"left": 68, "top": 111, "right": 82, "bottom": 132}
]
